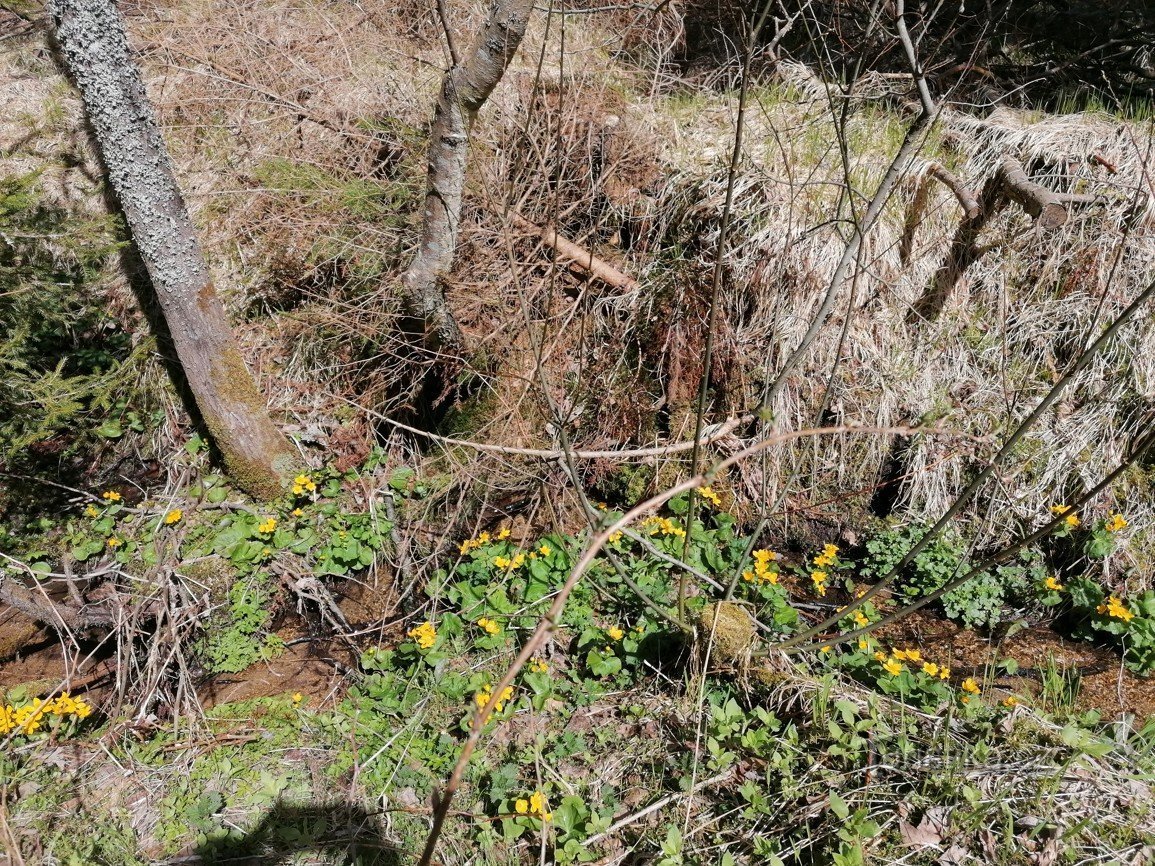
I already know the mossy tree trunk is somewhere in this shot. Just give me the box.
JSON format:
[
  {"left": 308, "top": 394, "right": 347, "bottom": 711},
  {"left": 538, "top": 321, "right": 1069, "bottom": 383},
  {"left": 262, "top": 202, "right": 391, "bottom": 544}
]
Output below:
[
  {"left": 50, "top": 0, "right": 297, "bottom": 499},
  {"left": 400, "top": 0, "right": 534, "bottom": 354}
]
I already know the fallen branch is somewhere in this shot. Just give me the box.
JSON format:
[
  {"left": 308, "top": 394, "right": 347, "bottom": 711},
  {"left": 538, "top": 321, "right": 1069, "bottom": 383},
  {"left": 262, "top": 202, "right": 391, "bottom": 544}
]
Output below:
[
  {"left": 508, "top": 211, "right": 637, "bottom": 290},
  {"left": 997, "top": 156, "right": 1068, "bottom": 229},
  {"left": 927, "top": 162, "right": 981, "bottom": 219},
  {"left": 0, "top": 569, "right": 114, "bottom": 632}
]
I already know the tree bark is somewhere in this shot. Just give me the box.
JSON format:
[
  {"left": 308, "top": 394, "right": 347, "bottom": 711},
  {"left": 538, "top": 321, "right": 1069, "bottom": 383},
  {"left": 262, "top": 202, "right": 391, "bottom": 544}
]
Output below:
[
  {"left": 401, "top": 0, "right": 534, "bottom": 354},
  {"left": 996, "top": 156, "right": 1068, "bottom": 229},
  {"left": 50, "top": 0, "right": 297, "bottom": 499}
]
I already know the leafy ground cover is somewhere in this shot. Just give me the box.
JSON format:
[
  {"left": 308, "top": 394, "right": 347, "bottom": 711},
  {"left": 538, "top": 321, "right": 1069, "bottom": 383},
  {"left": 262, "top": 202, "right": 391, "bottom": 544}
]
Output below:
[{"left": 4, "top": 456, "right": 1155, "bottom": 864}]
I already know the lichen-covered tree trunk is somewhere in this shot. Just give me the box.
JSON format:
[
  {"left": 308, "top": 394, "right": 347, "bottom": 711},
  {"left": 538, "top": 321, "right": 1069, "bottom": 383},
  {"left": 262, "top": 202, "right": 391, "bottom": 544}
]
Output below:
[
  {"left": 401, "top": 0, "right": 534, "bottom": 353},
  {"left": 50, "top": 0, "right": 297, "bottom": 499}
]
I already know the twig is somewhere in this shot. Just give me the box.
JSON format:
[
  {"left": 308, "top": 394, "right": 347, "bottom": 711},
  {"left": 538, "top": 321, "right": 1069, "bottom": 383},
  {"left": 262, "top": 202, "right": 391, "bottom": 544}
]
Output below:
[
  {"left": 344, "top": 395, "right": 748, "bottom": 459},
  {"left": 927, "top": 162, "right": 981, "bottom": 219}
]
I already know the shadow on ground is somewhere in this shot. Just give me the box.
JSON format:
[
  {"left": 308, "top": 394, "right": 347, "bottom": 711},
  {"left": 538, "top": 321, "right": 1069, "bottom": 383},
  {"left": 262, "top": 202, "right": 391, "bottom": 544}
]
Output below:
[{"left": 191, "top": 800, "right": 402, "bottom": 865}]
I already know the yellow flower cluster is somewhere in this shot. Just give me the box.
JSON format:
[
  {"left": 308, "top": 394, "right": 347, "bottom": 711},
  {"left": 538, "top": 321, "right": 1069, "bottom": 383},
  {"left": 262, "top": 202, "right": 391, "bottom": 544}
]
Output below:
[
  {"left": 0, "top": 692, "right": 92, "bottom": 736},
  {"left": 607, "top": 626, "right": 624, "bottom": 641},
  {"left": 84, "top": 504, "right": 99, "bottom": 518},
  {"left": 101, "top": 491, "right": 121, "bottom": 502},
  {"left": 643, "top": 516, "right": 685, "bottom": 539},
  {"left": 874, "top": 647, "right": 952, "bottom": 682},
  {"left": 493, "top": 552, "right": 526, "bottom": 570},
  {"left": 163, "top": 508, "right": 183, "bottom": 525},
  {"left": 257, "top": 517, "right": 277, "bottom": 534},
  {"left": 475, "top": 684, "right": 514, "bottom": 713},
  {"left": 514, "top": 790, "right": 552, "bottom": 821},
  {"left": 460, "top": 531, "right": 492, "bottom": 554},
  {"left": 1105, "top": 513, "right": 1128, "bottom": 533},
  {"left": 528, "top": 658, "right": 549, "bottom": 674},
  {"left": 1051, "top": 504, "right": 1080, "bottom": 528},
  {"left": 813, "top": 543, "right": 839, "bottom": 568},
  {"left": 850, "top": 609, "right": 869, "bottom": 628},
  {"left": 742, "top": 549, "right": 780, "bottom": 585},
  {"left": 477, "top": 617, "right": 501, "bottom": 635},
  {"left": 1043, "top": 576, "right": 1064, "bottom": 592},
  {"left": 960, "top": 677, "right": 980, "bottom": 702},
  {"left": 107, "top": 537, "right": 122, "bottom": 548},
  {"left": 292, "top": 474, "right": 317, "bottom": 496},
  {"left": 811, "top": 571, "right": 828, "bottom": 597},
  {"left": 408, "top": 621, "right": 437, "bottom": 649},
  {"left": 1098, "top": 595, "right": 1134, "bottom": 622},
  {"left": 697, "top": 486, "right": 722, "bottom": 508}
]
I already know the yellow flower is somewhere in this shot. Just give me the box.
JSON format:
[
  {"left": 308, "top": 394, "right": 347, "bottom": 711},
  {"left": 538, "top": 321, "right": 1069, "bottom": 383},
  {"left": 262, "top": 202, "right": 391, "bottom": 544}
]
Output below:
[
  {"left": 1051, "top": 504, "right": 1080, "bottom": 527},
  {"left": 753, "top": 549, "right": 776, "bottom": 565},
  {"left": 761, "top": 570, "right": 779, "bottom": 585},
  {"left": 961, "top": 677, "right": 980, "bottom": 694},
  {"left": 408, "top": 621, "right": 437, "bottom": 649},
  {"left": 873, "top": 651, "right": 887, "bottom": 662},
  {"left": 939, "top": 666, "right": 951, "bottom": 680},
  {"left": 292, "top": 508, "right": 303, "bottom": 517},
  {"left": 510, "top": 553, "right": 525, "bottom": 569},
  {"left": 497, "top": 527, "right": 511, "bottom": 540},
  {"left": 291, "top": 474, "right": 317, "bottom": 496},
  {"left": 292, "top": 692, "right": 304, "bottom": 705},
  {"left": 857, "top": 638, "right": 871, "bottom": 651},
  {"left": 538, "top": 544, "right": 552, "bottom": 557},
  {"left": 493, "top": 555, "right": 511, "bottom": 569},
  {"left": 607, "top": 626, "right": 625, "bottom": 641},
  {"left": 477, "top": 617, "right": 501, "bottom": 636},
  {"left": 1043, "top": 576, "right": 1064, "bottom": 592},
  {"left": 922, "top": 662, "right": 940, "bottom": 677},
  {"left": 883, "top": 659, "right": 904, "bottom": 676},
  {"left": 1105, "top": 513, "right": 1128, "bottom": 533},
  {"left": 698, "top": 486, "right": 722, "bottom": 508},
  {"left": 258, "top": 517, "right": 277, "bottom": 534},
  {"left": 460, "top": 539, "right": 475, "bottom": 555},
  {"left": 107, "top": 537, "right": 122, "bottom": 548},
  {"left": 811, "top": 571, "right": 828, "bottom": 597},
  {"left": 478, "top": 531, "right": 491, "bottom": 544},
  {"left": 742, "top": 570, "right": 755, "bottom": 583},
  {"left": 84, "top": 505, "right": 99, "bottom": 518},
  {"left": 515, "top": 798, "right": 529, "bottom": 814},
  {"left": 1097, "top": 596, "right": 1134, "bottom": 622},
  {"left": 1002, "top": 695, "right": 1020, "bottom": 708},
  {"left": 608, "top": 531, "right": 623, "bottom": 544},
  {"left": 820, "top": 645, "right": 832, "bottom": 654},
  {"left": 905, "top": 648, "right": 922, "bottom": 662},
  {"left": 163, "top": 509, "right": 182, "bottom": 525},
  {"left": 101, "top": 491, "right": 122, "bottom": 502},
  {"left": 851, "top": 610, "right": 869, "bottom": 628},
  {"left": 529, "top": 658, "right": 549, "bottom": 674}
]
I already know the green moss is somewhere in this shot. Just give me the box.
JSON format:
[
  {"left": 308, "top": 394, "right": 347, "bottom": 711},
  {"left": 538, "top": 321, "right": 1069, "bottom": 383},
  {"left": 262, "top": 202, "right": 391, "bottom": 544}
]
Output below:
[{"left": 695, "top": 601, "right": 757, "bottom": 663}]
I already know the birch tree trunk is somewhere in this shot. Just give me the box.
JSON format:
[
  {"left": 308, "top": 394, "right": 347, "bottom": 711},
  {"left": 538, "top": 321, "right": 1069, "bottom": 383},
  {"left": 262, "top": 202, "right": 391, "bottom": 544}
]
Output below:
[
  {"left": 401, "top": 0, "right": 534, "bottom": 354},
  {"left": 50, "top": 0, "right": 297, "bottom": 499}
]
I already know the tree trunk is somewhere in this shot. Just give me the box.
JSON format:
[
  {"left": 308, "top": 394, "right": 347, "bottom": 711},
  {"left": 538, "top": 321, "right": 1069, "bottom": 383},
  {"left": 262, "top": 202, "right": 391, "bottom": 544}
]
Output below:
[
  {"left": 401, "top": 0, "right": 535, "bottom": 354},
  {"left": 50, "top": 0, "right": 297, "bottom": 499}
]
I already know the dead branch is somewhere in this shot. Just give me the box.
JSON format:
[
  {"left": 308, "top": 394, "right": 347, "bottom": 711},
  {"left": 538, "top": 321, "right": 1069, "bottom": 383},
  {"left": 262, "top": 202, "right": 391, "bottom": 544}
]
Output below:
[
  {"left": 0, "top": 570, "right": 114, "bottom": 632},
  {"left": 508, "top": 211, "right": 638, "bottom": 290},
  {"left": 927, "top": 163, "right": 981, "bottom": 220},
  {"left": 997, "top": 156, "right": 1069, "bottom": 229}
]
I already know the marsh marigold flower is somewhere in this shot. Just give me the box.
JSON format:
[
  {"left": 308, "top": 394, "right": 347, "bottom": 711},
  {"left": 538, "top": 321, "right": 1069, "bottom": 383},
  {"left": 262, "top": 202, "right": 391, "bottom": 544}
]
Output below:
[
  {"left": 607, "top": 626, "right": 625, "bottom": 641},
  {"left": 698, "top": 486, "right": 722, "bottom": 508},
  {"left": 1106, "top": 513, "right": 1128, "bottom": 533},
  {"left": 257, "top": 517, "right": 277, "bottom": 534},
  {"left": 1044, "top": 576, "right": 1064, "bottom": 592},
  {"left": 101, "top": 491, "right": 121, "bottom": 502},
  {"left": 1051, "top": 504, "right": 1080, "bottom": 528},
  {"left": 1097, "top": 595, "right": 1134, "bottom": 622},
  {"left": 883, "top": 659, "right": 904, "bottom": 676},
  {"left": 408, "top": 621, "right": 437, "bottom": 649},
  {"left": 961, "top": 677, "right": 980, "bottom": 694},
  {"left": 163, "top": 509, "right": 182, "bottom": 525},
  {"left": 477, "top": 617, "right": 501, "bottom": 636}
]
